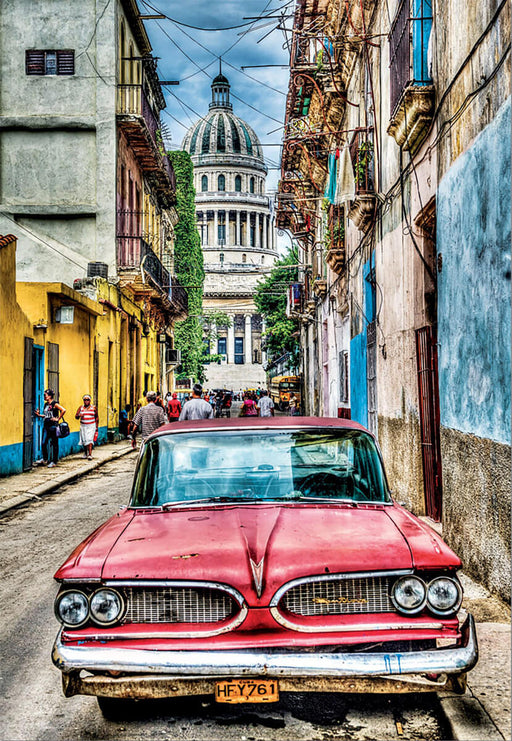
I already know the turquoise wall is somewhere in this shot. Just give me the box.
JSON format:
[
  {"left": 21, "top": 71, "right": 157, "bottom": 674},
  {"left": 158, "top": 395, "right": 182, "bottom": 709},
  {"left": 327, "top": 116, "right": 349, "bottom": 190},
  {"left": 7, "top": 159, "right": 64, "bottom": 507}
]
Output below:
[
  {"left": 350, "top": 257, "right": 374, "bottom": 427},
  {"left": 437, "top": 97, "right": 511, "bottom": 444},
  {"left": 0, "top": 425, "right": 110, "bottom": 476}
]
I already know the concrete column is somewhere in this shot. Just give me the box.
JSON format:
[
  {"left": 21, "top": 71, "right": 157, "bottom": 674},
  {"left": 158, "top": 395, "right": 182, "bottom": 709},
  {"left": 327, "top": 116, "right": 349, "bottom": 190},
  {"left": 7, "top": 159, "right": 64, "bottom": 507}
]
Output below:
[
  {"left": 236, "top": 210, "right": 240, "bottom": 246},
  {"left": 256, "top": 213, "right": 261, "bottom": 248},
  {"left": 245, "top": 315, "right": 252, "bottom": 364},
  {"left": 227, "top": 321, "right": 235, "bottom": 364},
  {"left": 213, "top": 210, "right": 218, "bottom": 248}
]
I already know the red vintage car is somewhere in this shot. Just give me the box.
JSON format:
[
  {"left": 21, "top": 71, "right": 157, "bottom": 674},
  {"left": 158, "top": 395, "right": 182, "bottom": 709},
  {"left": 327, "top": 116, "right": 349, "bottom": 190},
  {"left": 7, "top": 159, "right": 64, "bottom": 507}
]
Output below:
[{"left": 52, "top": 417, "right": 477, "bottom": 717}]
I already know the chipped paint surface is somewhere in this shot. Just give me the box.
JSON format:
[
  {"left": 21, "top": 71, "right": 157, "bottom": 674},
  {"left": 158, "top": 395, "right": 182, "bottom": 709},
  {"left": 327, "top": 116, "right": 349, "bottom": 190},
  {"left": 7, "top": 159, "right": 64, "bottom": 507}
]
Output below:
[{"left": 437, "top": 97, "right": 511, "bottom": 444}]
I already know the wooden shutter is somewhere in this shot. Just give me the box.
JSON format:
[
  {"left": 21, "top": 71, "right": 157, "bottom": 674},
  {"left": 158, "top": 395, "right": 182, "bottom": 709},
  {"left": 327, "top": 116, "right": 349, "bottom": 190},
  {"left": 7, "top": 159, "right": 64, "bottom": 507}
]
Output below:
[
  {"left": 47, "top": 342, "right": 60, "bottom": 400},
  {"left": 57, "top": 50, "right": 75, "bottom": 75},
  {"left": 26, "top": 50, "right": 45, "bottom": 75}
]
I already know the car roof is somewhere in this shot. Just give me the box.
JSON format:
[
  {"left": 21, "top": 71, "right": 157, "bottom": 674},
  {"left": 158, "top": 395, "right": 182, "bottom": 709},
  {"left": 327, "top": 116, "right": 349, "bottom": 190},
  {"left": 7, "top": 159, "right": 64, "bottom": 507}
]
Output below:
[{"left": 148, "top": 416, "right": 370, "bottom": 440}]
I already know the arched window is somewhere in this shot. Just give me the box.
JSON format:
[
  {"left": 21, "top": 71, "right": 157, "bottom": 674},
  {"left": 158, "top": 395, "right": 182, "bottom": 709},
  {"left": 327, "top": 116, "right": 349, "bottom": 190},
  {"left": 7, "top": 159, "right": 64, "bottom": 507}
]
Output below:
[
  {"left": 218, "top": 174, "right": 225, "bottom": 191},
  {"left": 120, "top": 23, "right": 126, "bottom": 84},
  {"left": 242, "top": 253, "right": 247, "bottom": 263},
  {"left": 235, "top": 175, "right": 242, "bottom": 192},
  {"left": 201, "top": 175, "right": 208, "bottom": 192},
  {"left": 249, "top": 177, "right": 255, "bottom": 193}
]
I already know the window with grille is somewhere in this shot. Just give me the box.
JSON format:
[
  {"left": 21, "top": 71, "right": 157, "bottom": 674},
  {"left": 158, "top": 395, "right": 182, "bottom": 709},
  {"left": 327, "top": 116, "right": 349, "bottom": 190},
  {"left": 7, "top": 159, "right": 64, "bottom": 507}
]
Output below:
[
  {"left": 26, "top": 50, "right": 75, "bottom": 76},
  {"left": 389, "top": 0, "right": 432, "bottom": 114},
  {"left": 201, "top": 175, "right": 208, "bottom": 192}
]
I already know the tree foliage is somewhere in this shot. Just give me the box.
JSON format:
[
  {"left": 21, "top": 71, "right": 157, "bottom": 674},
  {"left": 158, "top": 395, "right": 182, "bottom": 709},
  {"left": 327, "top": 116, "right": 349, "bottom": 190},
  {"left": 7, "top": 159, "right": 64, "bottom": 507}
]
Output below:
[
  {"left": 254, "top": 247, "right": 300, "bottom": 369},
  {"left": 168, "top": 151, "right": 205, "bottom": 381}
]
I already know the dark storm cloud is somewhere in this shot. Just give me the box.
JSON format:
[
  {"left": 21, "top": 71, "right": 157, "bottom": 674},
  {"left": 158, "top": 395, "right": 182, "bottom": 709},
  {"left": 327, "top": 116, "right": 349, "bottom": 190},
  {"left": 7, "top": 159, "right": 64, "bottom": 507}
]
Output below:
[{"left": 137, "top": 0, "right": 292, "bottom": 187}]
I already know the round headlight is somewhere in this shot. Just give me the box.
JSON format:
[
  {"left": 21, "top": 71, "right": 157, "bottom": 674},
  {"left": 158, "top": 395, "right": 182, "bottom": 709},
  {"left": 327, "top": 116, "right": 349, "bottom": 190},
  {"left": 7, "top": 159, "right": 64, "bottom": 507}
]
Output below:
[
  {"left": 391, "top": 576, "right": 427, "bottom": 614},
  {"left": 90, "top": 589, "right": 124, "bottom": 625},
  {"left": 427, "top": 577, "right": 462, "bottom": 615},
  {"left": 56, "top": 590, "right": 89, "bottom": 627}
]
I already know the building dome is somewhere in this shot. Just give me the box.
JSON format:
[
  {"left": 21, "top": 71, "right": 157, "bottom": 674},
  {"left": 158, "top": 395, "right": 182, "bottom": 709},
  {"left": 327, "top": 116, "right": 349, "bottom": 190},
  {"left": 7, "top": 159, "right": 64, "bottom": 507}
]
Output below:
[{"left": 181, "top": 74, "right": 265, "bottom": 164}]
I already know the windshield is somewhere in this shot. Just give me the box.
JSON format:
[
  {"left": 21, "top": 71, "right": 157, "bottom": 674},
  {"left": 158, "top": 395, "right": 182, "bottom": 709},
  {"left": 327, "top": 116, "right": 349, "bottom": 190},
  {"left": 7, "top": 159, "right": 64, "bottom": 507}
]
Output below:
[
  {"left": 131, "top": 430, "right": 391, "bottom": 507},
  {"left": 279, "top": 382, "right": 301, "bottom": 390}
]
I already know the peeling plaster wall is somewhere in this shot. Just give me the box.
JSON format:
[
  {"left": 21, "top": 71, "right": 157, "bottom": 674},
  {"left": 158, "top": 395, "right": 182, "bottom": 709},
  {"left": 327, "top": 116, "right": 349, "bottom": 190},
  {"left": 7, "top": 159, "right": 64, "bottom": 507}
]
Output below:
[
  {"left": 437, "top": 96, "right": 511, "bottom": 600},
  {"left": 0, "top": 0, "right": 117, "bottom": 286}
]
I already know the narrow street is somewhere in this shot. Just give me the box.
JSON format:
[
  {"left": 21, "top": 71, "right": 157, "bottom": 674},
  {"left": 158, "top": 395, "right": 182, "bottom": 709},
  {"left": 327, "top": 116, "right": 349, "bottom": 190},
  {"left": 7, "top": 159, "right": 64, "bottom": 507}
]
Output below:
[{"left": 0, "top": 457, "right": 450, "bottom": 741}]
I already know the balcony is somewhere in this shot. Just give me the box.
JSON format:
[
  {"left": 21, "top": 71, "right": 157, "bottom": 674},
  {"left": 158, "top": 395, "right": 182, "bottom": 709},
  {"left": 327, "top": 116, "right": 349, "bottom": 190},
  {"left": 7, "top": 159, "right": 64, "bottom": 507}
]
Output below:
[
  {"left": 347, "top": 129, "right": 377, "bottom": 232},
  {"left": 117, "top": 84, "right": 176, "bottom": 204},
  {"left": 116, "top": 230, "right": 187, "bottom": 318},
  {"left": 387, "top": 0, "right": 434, "bottom": 151}
]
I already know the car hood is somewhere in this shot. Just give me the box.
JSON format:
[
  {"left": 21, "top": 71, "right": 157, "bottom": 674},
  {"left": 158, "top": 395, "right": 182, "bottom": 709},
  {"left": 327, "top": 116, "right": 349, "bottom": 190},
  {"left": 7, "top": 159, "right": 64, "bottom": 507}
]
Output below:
[{"left": 68, "top": 503, "right": 452, "bottom": 605}]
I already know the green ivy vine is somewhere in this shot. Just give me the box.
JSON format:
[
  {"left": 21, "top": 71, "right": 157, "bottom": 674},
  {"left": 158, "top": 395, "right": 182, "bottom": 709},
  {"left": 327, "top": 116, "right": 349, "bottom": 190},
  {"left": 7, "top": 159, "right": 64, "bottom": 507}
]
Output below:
[{"left": 167, "top": 151, "right": 205, "bottom": 382}]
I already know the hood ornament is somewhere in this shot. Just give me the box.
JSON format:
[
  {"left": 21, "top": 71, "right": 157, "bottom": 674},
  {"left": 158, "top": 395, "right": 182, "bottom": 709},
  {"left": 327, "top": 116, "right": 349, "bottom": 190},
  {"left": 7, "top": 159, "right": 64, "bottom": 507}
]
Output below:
[{"left": 250, "top": 558, "right": 264, "bottom": 598}]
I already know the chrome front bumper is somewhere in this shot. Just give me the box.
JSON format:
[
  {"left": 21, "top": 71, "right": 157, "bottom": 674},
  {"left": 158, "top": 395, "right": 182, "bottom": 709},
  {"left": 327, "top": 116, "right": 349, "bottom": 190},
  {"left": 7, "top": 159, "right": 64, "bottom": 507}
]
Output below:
[{"left": 53, "top": 614, "right": 477, "bottom": 697}]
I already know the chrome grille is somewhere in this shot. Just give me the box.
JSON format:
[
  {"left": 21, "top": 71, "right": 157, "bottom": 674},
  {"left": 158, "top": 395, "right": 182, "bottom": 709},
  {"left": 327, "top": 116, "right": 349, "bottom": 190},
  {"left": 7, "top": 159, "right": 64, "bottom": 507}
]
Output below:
[
  {"left": 280, "top": 576, "right": 394, "bottom": 616},
  {"left": 123, "top": 587, "right": 238, "bottom": 624}
]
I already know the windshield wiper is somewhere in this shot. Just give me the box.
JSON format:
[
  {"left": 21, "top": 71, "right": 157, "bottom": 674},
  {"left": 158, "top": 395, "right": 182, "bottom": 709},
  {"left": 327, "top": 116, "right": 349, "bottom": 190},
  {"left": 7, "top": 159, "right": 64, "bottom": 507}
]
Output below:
[
  {"left": 161, "top": 496, "right": 256, "bottom": 510},
  {"left": 268, "top": 495, "right": 359, "bottom": 506}
]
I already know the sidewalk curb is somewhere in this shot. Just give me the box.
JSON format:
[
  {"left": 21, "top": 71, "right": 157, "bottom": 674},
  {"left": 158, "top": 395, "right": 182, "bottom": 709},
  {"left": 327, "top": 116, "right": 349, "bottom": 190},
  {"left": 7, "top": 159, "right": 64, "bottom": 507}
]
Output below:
[
  {"left": 0, "top": 446, "right": 136, "bottom": 517},
  {"left": 439, "top": 693, "right": 505, "bottom": 740}
]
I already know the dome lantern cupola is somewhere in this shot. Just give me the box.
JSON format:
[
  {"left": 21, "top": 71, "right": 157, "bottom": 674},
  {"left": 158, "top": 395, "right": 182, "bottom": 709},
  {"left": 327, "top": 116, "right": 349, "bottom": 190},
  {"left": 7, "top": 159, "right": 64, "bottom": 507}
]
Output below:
[{"left": 210, "top": 61, "right": 232, "bottom": 111}]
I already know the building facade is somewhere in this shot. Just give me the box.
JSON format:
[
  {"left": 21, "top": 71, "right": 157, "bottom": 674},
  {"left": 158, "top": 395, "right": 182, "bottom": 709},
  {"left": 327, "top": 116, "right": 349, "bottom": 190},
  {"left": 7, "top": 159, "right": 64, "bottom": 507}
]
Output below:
[
  {"left": 181, "top": 74, "right": 278, "bottom": 391},
  {"left": 278, "top": 0, "right": 510, "bottom": 599},
  {"left": 0, "top": 0, "right": 187, "bottom": 473}
]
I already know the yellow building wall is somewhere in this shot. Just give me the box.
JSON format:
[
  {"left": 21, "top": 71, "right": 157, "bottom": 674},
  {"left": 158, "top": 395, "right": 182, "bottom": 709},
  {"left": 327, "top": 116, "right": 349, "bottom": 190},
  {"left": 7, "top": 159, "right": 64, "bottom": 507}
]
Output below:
[{"left": 0, "top": 236, "right": 33, "bottom": 456}]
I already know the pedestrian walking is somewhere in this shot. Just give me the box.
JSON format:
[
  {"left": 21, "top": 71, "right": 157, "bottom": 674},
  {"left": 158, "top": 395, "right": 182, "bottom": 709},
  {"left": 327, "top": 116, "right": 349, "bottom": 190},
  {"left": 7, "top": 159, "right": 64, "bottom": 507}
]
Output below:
[
  {"left": 119, "top": 404, "right": 131, "bottom": 437},
  {"left": 34, "top": 389, "right": 66, "bottom": 467},
  {"left": 257, "top": 390, "right": 275, "bottom": 417},
  {"left": 179, "top": 384, "right": 214, "bottom": 421},
  {"left": 167, "top": 392, "right": 182, "bottom": 422},
  {"left": 289, "top": 393, "right": 298, "bottom": 416},
  {"left": 240, "top": 393, "right": 257, "bottom": 417},
  {"left": 131, "top": 391, "right": 167, "bottom": 445},
  {"left": 75, "top": 394, "right": 99, "bottom": 460}
]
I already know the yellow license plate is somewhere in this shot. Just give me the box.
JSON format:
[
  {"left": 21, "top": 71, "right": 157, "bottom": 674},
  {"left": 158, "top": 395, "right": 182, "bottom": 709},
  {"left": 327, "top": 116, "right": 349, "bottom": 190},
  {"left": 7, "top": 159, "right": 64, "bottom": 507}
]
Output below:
[{"left": 215, "top": 679, "right": 279, "bottom": 703}]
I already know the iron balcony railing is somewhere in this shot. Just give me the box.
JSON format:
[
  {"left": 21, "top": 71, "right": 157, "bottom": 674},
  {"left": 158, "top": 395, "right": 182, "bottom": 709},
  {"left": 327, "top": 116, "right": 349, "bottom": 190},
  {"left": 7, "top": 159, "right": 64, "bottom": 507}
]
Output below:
[
  {"left": 116, "top": 234, "right": 168, "bottom": 292},
  {"left": 389, "top": 0, "right": 433, "bottom": 115},
  {"left": 349, "top": 128, "right": 375, "bottom": 194},
  {"left": 117, "top": 84, "right": 159, "bottom": 144}
]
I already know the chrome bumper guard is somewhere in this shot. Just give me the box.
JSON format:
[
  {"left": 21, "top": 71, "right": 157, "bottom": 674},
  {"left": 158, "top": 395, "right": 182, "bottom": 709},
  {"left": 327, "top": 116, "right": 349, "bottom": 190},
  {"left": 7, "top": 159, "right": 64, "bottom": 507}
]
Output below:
[{"left": 53, "top": 614, "right": 477, "bottom": 697}]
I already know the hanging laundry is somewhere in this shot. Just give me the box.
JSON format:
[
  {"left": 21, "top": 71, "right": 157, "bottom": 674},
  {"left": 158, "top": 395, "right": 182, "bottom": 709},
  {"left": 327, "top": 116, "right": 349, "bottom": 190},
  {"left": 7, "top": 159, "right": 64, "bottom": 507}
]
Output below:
[
  {"left": 335, "top": 145, "right": 355, "bottom": 205},
  {"left": 324, "top": 151, "right": 338, "bottom": 204}
]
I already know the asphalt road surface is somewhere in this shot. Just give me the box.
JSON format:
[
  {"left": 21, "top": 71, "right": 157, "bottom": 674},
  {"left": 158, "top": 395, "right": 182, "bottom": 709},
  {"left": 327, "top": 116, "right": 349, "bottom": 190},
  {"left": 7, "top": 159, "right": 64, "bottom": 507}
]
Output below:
[{"left": 0, "top": 456, "right": 450, "bottom": 740}]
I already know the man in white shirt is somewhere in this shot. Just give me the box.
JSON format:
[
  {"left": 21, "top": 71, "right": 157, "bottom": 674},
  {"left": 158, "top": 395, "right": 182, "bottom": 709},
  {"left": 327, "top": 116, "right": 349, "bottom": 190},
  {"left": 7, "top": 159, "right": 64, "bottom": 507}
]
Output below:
[
  {"left": 179, "top": 384, "right": 214, "bottom": 421},
  {"left": 257, "top": 390, "right": 275, "bottom": 417}
]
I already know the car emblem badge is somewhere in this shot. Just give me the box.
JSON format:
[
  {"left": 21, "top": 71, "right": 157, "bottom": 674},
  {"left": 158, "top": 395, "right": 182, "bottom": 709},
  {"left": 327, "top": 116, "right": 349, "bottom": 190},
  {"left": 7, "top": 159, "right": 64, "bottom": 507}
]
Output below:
[{"left": 250, "top": 558, "right": 264, "bottom": 597}]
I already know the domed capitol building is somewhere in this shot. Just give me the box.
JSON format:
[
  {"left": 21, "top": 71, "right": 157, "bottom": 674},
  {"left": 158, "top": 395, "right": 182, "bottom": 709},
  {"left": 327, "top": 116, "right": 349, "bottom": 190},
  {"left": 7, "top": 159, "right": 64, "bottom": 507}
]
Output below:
[{"left": 182, "top": 72, "right": 278, "bottom": 391}]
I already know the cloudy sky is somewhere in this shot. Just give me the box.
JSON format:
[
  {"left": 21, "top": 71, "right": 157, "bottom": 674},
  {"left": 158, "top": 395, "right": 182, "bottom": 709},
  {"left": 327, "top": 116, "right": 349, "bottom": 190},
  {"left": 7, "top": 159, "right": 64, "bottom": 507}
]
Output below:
[{"left": 137, "top": 0, "right": 293, "bottom": 192}]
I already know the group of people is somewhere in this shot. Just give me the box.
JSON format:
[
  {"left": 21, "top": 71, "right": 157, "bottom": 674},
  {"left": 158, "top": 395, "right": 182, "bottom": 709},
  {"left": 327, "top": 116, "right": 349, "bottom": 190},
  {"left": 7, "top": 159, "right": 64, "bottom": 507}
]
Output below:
[
  {"left": 33, "top": 381, "right": 297, "bottom": 468},
  {"left": 239, "top": 389, "right": 275, "bottom": 418},
  {"left": 34, "top": 390, "right": 99, "bottom": 468}
]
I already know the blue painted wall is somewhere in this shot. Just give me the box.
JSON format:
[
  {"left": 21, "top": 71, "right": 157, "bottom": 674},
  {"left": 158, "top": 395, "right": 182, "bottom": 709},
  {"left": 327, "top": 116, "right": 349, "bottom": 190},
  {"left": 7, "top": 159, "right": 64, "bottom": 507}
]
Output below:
[
  {"left": 350, "top": 256, "right": 374, "bottom": 427},
  {"left": 437, "top": 97, "right": 511, "bottom": 444},
  {"left": 0, "top": 424, "right": 111, "bottom": 476}
]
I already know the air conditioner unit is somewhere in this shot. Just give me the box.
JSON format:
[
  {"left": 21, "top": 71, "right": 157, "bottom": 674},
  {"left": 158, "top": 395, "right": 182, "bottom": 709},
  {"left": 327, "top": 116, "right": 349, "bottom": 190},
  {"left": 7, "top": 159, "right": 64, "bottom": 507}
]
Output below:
[{"left": 165, "top": 348, "right": 181, "bottom": 364}]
